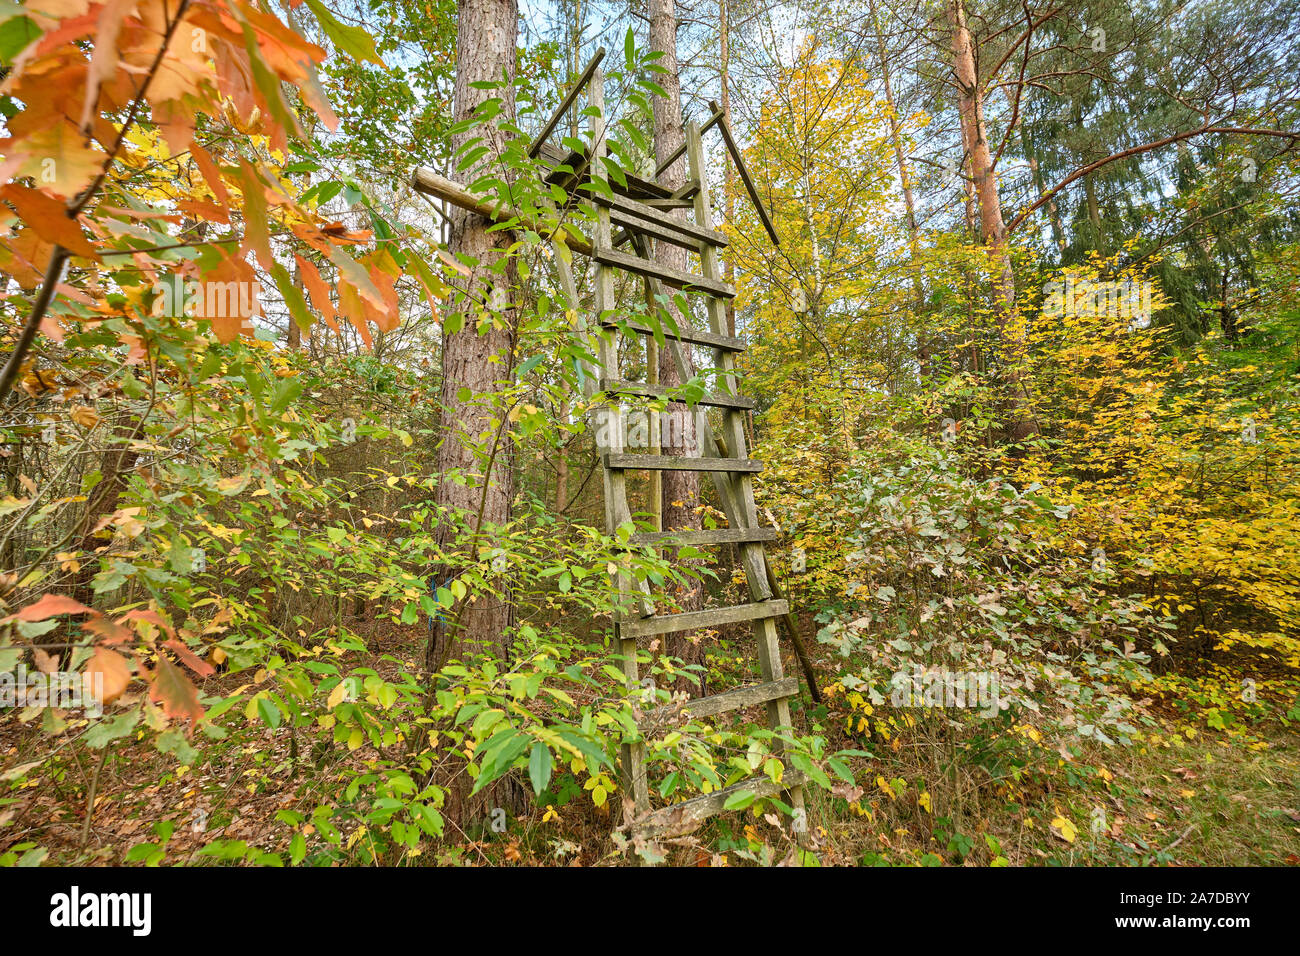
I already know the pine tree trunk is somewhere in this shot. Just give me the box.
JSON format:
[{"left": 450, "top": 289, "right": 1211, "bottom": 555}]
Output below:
[
  {"left": 720, "top": 0, "right": 736, "bottom": 338},
  {"left": 948, "top": 0, "right": 1035, "bottom": 440},
  {"left": 425, "top": 0, "right": 527, "bottom": 825},
  {"left": 649, "top": 0, "right": 706, "bottom": 690},
  {"left": 428, "top": 0, "right": 519, "bottom": 673}
]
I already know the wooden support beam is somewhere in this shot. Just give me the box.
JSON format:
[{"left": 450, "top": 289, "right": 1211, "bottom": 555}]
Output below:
[
  {"left": 619, "top": 599, "right": 789, "bottom": 638},
  {"left": 653, "top": 676, "right": 799, "bottom": 722},
  {"left": 539, "top": 142, "right": 675, "bottom": 200},
  {"left": 528, "top": 47, "right": 605, "bottom": 158},
  {"left": 592, "top": 246, "right": 735, "bottom": 298},
  {"left": 600, "top": 378, "right": 755, "bottom": 410},
  {"left": 599, "top": 315, "right": 745, "bottom": 352},
  {"left": 597, "top": 193, "right": 729, "bottom": 248},
  {"left": 636, "top": 770, "right": 807, "bottom": 838},
  {"left": 609, "top": 205, "right": 725, "bottom": 254},
  {"left": 409, "top": 168, "right": 593, "bottom": 255},
  {"left": 761, "top": 555, "right": 823, "bottom": 703},
  {"left": 709, "top": 100, "right": 780, "bottom": 246},
  {"left": 630, "top": 526, "right": 776, "bottom": 547},
  {"left": 654, "top": 107, "right": 725, "bottom": 177},
  {"left": 642, "top": 183, "right": 700, "bottom": 208},
  {"left": 604, "top": 453, "right": 762, "bottom": 473}
]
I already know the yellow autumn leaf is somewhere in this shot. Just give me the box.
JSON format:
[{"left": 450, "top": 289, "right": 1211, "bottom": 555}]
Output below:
[
  {"left": 1050, "top": 815, "right": 1077, "bottom": 843},
  {"left": 70, "top": 405, "right": 100, "bottom": 429},
  {"left": 327, "top": 681, "right": 348, "bottom": 710}
]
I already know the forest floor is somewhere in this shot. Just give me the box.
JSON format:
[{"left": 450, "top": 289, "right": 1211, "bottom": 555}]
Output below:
[{"left": 3, "top": 617, "right": 1297, "bottom": 867}]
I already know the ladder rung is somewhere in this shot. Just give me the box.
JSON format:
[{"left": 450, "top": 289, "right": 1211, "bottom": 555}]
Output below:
[
  {"left": 619, "top": 599, "right": 788, "bottom": 638},
  {"left": 600, "top": 317, "right": 745, "bottom": 352},
  {"left": 604, "top": 453, "right": 761, "bottom": 473},
  {"left": 655, "top": 677, "right": 799, "bottom": 722},
  {"left": 601, "top": 378, "right": 755, "bottom": 410},
  {"left": 593, "top": 246, "right": 735, "bottom": 299},
  {"left": 630, "top": 526, "right": 776, "bottom": 547},
  {"left": 638, "top": 769, "right": 807, "bottom": 838},
  {"left": 600, "top": 192, "right": 730, "bottom": 248}
]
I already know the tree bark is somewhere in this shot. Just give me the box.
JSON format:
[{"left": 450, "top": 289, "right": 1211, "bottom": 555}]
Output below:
[
  {"left": 649, "top": 0, "right": 705, "bottom": 689},
  {"left": 948, "top": 0, "right": 1035, "bottom": 439},
  {"left": 427, "top": 0, "right": 519, "bottom": 673},
  {"left": 425, "top": 0, "right": 526, "bottom": 826},
  {"left": 720, "top": 0, "right": 736, "bottom": 338}
]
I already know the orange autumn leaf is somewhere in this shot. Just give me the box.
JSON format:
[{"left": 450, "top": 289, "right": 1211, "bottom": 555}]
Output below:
[
  {"left": 0, "top": 228, "right": 56, "bottom": 289},
  {"left": 164, "top": 639, "right": 216, "bottom": 678},
  {"left": 82, "top": 614, "right": 133, "bottom": 645},
  {"left": 84, "top": 646, "right": 132, "bottom": 705},
  {"left": 1, "top": 184, "right": 98, "bottom": 259},
  {"left": 3, "top": 593, "right": 95, "bottom": 623},
  {"left": 296, "top": 253, "right": 339, "bottom": 332},
  {"left": 337, "top": 279, "right": 372, "bottom": 347},
  {"left": 188, "top": 141, "right": 231, "bottom": 207},
  {"left": 0, "top": 118, "right": 104, "bottom": 200},
  {"left": 149, "top": 657, "right": 204, "bottom": 729}
]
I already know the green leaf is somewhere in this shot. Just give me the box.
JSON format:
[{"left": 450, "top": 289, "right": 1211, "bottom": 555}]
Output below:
[
  {"left": 257, "top": 696, "right": 281, "bottom": 729},
  {"left": 723, "top": 790, "right": 756, "bottom": 811},
  {"left": 85, "top": 710, "right": 140, "bottom": 749},
  {"left": 270, "top": 373, "right": 303, "bottom": 415},
  {"left": 0, "top": 13, "right": 39, "bottom": 63},
  {"left": 528, "top": 741, "right": 553, "bottom": 795},
  {"left": 155, "top": 728, "right": 197, "bottom": 765},
  {"left": 303, "top": 0, "right": 384, "bottom": 65},
  {"left": 272, "top": 263, "right": 314, "bottom": 335}
]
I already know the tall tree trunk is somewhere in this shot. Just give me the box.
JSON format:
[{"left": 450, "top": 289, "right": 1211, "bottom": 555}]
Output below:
[
  {"left": 649, "top": 0, "right": 705, "bottom": 689},
  {"left": 427, "top": 0, "right": 519, "bottom": 673},
  {"left": 948, "top": 0, "right": 1035, "bottom": 439},
  {"left": 425, "top": 0, "right": 525, "bottom": 826},
  {"left": 1084, "top": 171, "right": 1105, "bottom": 254},
  {"left": 720, "top": 0, "right": 736, "bottom": 338},
  {"left": 67, "top": 417, "right": 146, "bottom": 623},
  {"left": 870, "top": 0, "right": 929, "bottom": 383}
]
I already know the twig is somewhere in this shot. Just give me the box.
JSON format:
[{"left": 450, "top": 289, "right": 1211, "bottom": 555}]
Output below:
[{"left": 80, "top": 743, "right": 111, "bottom": 849}]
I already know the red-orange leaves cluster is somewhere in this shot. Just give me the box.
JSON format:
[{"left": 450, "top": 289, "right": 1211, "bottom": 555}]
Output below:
[
  {"left": 0, "top": 0, "right": 401, "bottom": 349},
  {"left": 1, "top": 596, "right": 214, "bottom": 732}
]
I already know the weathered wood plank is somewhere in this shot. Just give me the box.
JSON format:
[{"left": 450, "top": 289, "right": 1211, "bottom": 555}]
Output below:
[
  {"left": 619, "top": 599, "right": 789, "bottom": 638},
  {"left": 538, "top": 142, "right": 675, "bottom": 200},
  {"left": 636, "top": 769, "right": 807, "bottom": 838},
  {"left": 653, "top": 676, "right": 799, "bottom": 722},
  {"left": 630, "top": 526, "right": 776, "bottom": 547},
  {"left": 600, "top": 378, "right": 755, "bottom": 410},
  {"left": 410, "top": 168, "right": 593, "bottom": 255},
  {"left": 599, "top": 316, "right": 744, "bottom": 352},
  {"left": 528, "top": 47, "right": 606, "bottom": 158},
  {"left": 592, "top": 246, "right": 734, "bottom": 298},
  {"left": 603, "top": 453, "right": 762, "bottom": 473},
  {"left": 590, "top": 68, "right": 652, "bottom": 820},
  {"left": 709, "top": 99, "right": 780, "bottom": 247},
  {"left": 609, "top": 207, "right": 726, "bottom": 253},
  {"left": 654, "top": 107, "right": 725, "bottom": 177},
  {"left": 595, "top": 193, "right": 730, "bottom": 248}
]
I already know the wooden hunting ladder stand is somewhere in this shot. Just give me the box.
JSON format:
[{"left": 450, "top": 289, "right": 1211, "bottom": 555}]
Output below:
[{"left": 412, "top": 49, "right": 816, "bottom": 844}]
